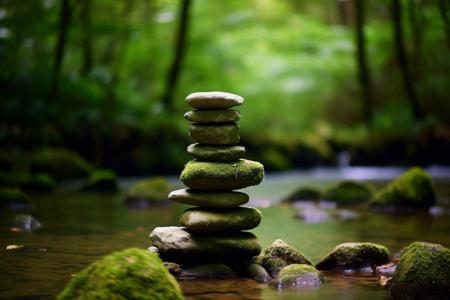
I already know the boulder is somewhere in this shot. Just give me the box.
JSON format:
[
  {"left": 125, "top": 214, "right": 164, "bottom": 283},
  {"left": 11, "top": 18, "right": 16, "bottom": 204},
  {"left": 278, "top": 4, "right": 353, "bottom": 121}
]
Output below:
[
  {"left": 57, "top": 248, "right": 184, "bottom": 300},
  {"left": 256, "top": 239, "right": 312, "bottom": 277},
  {"left": 82, "top": 169, "right": 118, "bottom": 192},
  {"left": 180, "top": 159, "right": 264, "bottom": 191},
  {"left": 236, "top": 263, "right": 272, "bottom": 283},
  {"left": 390, "top": 241, "right": 450, "bottom": 300},
  {"left": 187, "top": 144, "right": 245, "bottom": 162},
  {"left": 323, "top": 181, "right": 374, "bottom": 205},
  {"left": 169, "top": 188, "right": 249, "bottom": 208},
  {"left": 272, "top": 264, "right": 323, "bottom": 289},
  {"left": 149, "top": 226, "right": 261, "bottom": 263},
  {"left": 189, "top": 124, "right": 239, "bottom": 145},
  {"left": 316, "top": 242, "right": 389, "bottom": 271},
  {"left": 0, "top": 187, "right": 32, "bottom": 211},
  {"left": 186, "top": 91, "right": 244, "bottom": 109},
  {"left": 180, "top": 263, "right": 237, "bottom": 279},
  {"left": 184, "top": 109, "right": 240, "bottom": 123},
  {"left": 371, "top": 167, "right": 436, "bottom": 208},
  {"left": 179, "top": 207, "right": 262, "bottom": 233},
  {"left": 283, "top": 186, "right": 321, "bottom": 203},
  {"left": 125, "top": 177, "right": 172, "bottom": 208}
]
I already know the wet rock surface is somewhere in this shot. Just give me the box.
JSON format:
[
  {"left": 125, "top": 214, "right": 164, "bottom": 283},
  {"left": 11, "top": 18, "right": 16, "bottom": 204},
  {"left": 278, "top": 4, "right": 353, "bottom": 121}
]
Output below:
[
  {"left": 169, "top": 188, "right": 249, "bottom": 208},
  {"left": 272, "top": 264, "right": 324, "bottom": 289}
]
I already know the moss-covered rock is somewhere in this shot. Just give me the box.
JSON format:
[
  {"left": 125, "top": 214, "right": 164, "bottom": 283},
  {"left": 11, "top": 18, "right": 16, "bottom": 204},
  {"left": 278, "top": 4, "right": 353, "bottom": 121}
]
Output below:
[
  {"left": 256, "top": 239, "right": 312, "bottom": 277},
  {"left": 57, "top": 248, "right": 184, "bottom": 300},
  {"left": 316, "top": 242, "right": 389, "bottom": 271},
  {"left": 187, "top": 143, "right": 245, "bottom": 162},
  {"left": 323, "top": 181, "right": 374, "bottom": 205},
  {"left": 0, "top": 187, "right": 33, "bottom": 211},
  {"left": 180, "top": 159, "right": 264, "bottom": 191},
  {"left": 272, "top": 264, "right": 324, "bottom": 289},
  {"left": 184, "top": 109, "right": 241, "bottom": 123},
  {"left": 82, "top": 169, "right": 118, "bottom": 192},
  {"left": 125, "top": 177, "right": 172, "bottom": 207},
  {"left": 189, "top": 123, "right": 240, "bottom": 145},
  {"left": 283, "top": 186, "right": 322, "bottom": 203},
  {"left": 186, "top": 91, "right": 244, "bottom": 109},
  {"left": 371, "top": 167, "right": 436, "bottom": 208},
  {"left": 179, "top": 207, "right": 262, "bottom": 233},
  {"left": 390, "top": 241, "right": 450, "bottom": 300},
  {"left": 169, "top": 188, "right": 249, "bottom": 208}
]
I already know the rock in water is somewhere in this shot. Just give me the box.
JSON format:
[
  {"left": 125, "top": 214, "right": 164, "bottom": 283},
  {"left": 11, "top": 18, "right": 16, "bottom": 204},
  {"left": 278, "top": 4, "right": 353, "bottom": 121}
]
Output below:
[
  {"left": 57, "top": 248, "right": 184, "bottom": 300},
  {"left": 186, "top": 91, "right": 244, "bottom": 109},
  {"left": 316, "top": 242, "right": 389, "bottom": 271},
  {"left": 179, "top": 207, "right": 262, "bottom": 233},
  {"left": 323, "top": 181, "right": 374, "bottom": 205},
  {"left": 180, "top": 263, "right": 237, "bottom": 279},
  {"left": 390, "top": 241, "right": 450, "bottom": 300},
  {"left": 272, "top": 264, "right": 323, "bottom": 289},
  {"left": 169, "top": 188, "right": 249, "bottom": 208},
  {"left": 187, "top": 144, "right": 245, "bottom": 162},
  {"left": 184, "top": 109, "right": 241, "bottom": 123},
  {"left": 149, "top": 226, "right": 261, "bottom": 263},
  {"left": 189, "top": 123, "right": 240, "bottom": 145},
  {"left": 180, "top": 159, "right": 264, "bottom": 191}
]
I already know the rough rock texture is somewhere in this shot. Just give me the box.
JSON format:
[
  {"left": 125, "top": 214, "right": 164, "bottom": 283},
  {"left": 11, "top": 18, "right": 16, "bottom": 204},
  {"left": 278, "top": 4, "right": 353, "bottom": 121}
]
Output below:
[
  {"left": 180, "top": 159, "right": 264, "bottom": 191},
  {"left": 272, "top": 264, "right": 324, "bottom": 289},
  {"left": 184, "top": 109, "right": 240, "bottom": 124},
  {"left": 82, "top": 169, "right": 118, "bottom": 192},
  {"left": 186, "top": 91, "right": 244, "bottom": 109},
  {"left": 390, "top": 241, "right": 450, "bottom": 300},
  {"left": 371, "top": 167, "right": 436, "bottom": 208},
  {"left": 179, "top": 207, "right": 262, "bottom": 233},
  {"left": 149, "top": 226, "right": 261, "bottom": 263},
  {"left": 239, "top": 263, "right": 272, "bottom": 283},
  {"left": 316, "top": 242, "right": 390, "bottom": 271},
  {"left": 323, "top": 181, "right": 374, "bottom": 205},
  {"left": 283, "top": 186, "right": 321, "bottom": 202},
  {"left": 187, "top": 144, "right": 245, "bottom": 162},
  {"left": 169, "top": 188, "right": 249, "bottom": 208},
  {"left": 256, "top": 239, "right": 312, "bottom": 277},
  {"left": 189, "top": 124, "right": 239, "bottom": 145},
  {"left": 0, "top": 187, "right": 32, "bottom": 211},
  {"left": 57, "top": 248, "right": 184, "bottom": 300},
  {"left": 125, "top": 177, "right": 172, "bottom": 207}
]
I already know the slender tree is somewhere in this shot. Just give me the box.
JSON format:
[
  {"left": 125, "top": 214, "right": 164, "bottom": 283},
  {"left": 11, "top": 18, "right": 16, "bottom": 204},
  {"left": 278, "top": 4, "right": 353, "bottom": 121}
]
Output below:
[
  {"left": 438, "top": 0, "right": 450, "bottom": 49},
  {"left": 392, "top": 0, "right": 424, "bottom": 121},
  {"left": 161, "top": 0, "right": 192, "bottom": 112},
  {"left": 80, "top": 0, "right": 93, "bottom": 76},
  {"left": 354, "top": 0, "right": 373, "bottom": 128}
]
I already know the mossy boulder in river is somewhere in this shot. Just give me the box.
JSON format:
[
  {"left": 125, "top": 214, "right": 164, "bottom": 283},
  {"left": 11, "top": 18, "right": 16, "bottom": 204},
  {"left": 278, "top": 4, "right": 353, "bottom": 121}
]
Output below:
[
  {"left": 189, "top": 123, "right": 240, "bottom": 145},
  {"left": 82, "top": 169, "right": 118, "bottom": 192},
  {"left": 179, "top": 207, "right": 262, "bottom": 233},
  {"left": 390, "top": 241, "right": 450, "bottom": 300},
  {"left": 180, "top": 159, "right": 264, "bottom": 191},
  {"left": 323, "top": 181, "right": 374, "bottom": 205},
  {"left": 272, "top": 264, "right": 324, "bottom": 289},
  {"left": 57, "top": 248, "right": 184, "bottom": 300},
  {"left": 125, "top": 177, "right": 172, "bottom": 208},
  {"left": 187, "top": 143, "right": 245, "bottom": 162},
  {"left": 0, "top": 187, "right": 33, "bottom": 211},
  {"left": 371, "top": 167, "right": 436, "bottom": 208},
  {"left": 256, "top": 239, "right": 312, "bottom": 277},
  {"left": 184, "top": 109, "right": 241, "bottom": 123},
  {"left": 316, "top": 242, "right": 389, "bottom": 271},
  {"left": 283, "top": 186, "right": 322, "bottom": 202},
  {"left": 169, "top": 188, "right": 249, "bottom": 208}
]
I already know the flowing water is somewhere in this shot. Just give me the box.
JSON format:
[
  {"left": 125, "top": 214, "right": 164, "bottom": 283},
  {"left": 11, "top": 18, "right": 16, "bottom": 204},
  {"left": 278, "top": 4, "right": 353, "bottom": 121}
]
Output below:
[{"left": 1, "top": 167, "right": 450, "bottom": 300}]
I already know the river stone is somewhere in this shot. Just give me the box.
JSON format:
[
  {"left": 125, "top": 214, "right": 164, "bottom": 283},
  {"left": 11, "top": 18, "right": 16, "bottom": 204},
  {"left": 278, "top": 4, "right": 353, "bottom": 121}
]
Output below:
[
  {"left": 149, "top": 226, "right": 261, "bottom": 263},
  {"left": 184, "top": 109, "right": 240, "bottom": 124},
  {"left": 169, "top": 188, "right": 249, "bottom": 208},
  {"left": 189, "top": 123, "right": 239, "bottom": 145},
  {"left": 180, "top": 159, "right": 264, "bottom": 191},
  {"left": 187, "top": 144, "right": 245, "bottom": 162},
  {"left": 272, "top": 264, "right": 324, "bottom": 289},
  {"left": 179, "top": 207, "right": 262, "bottom": 233},
  {"left": 186, "top": 91, "right": 244, "bottom": 109}
]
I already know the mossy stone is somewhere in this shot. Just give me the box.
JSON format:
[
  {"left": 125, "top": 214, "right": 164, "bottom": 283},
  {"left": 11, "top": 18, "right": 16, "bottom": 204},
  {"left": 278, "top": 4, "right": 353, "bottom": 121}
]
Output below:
[
  {"left": 323, "top": 181, "right": 374, "bottom": 205},
  {"left": 150, "top": 226, "right": 261, "bottom": 263},
  {"left": 186, "top": 91, "right": 244, "bottom": 109},
  {"left": 179, "top": 207, "right": 262, "bottom": 233},
  {"left": 0, "top": 187, "right": 33, "bottom": 211},
  {"left": 184, "top": 109, "right": 240, "bottom": 123},
  {"left": 256, "top": 239, "right": 312, "bottom": 277},
  {"left": 316, "top": 242, "right": 389, "bottom": 271},
  {"left": 390, "top": 242, "right": 450, "bottom": 300},
  {"left": 125, "top": 177, "right": 172, "bottom": 207},
  {"left": 273, "top": 264, "right": 324, "bottom": 289},
  {"left": 189, "top": 123, "right": 240, "bottom": 145},
  {"left": 169, "top": 188, "right": 249, "bottom": 208},
  {"left": 370, "top": 167, "right": 436, "bottom": 208},
  {"left": 57, "top": 248, "right": 184, "bottom": 300},
  {"left": 283, "top": 186, "right": 322, "bottom": 203},
  {"left": 187, "top": 143, "right": 245, "bottom": 162},
  {"left": 82, "top": 169, "right": 118, "bottom": 192},
  {"left": 180, "top": 159, "right": 264, "bottom": 191}
]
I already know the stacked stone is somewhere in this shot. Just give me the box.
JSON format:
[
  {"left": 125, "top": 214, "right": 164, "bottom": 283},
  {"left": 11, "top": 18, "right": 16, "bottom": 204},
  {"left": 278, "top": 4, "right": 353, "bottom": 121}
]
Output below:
[{"left": 150, "top": 91, "right": 265, "bottom": 264}]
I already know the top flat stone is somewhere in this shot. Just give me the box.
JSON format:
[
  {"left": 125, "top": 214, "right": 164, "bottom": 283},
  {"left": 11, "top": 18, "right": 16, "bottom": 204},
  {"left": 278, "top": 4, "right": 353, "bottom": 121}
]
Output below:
[{"left": 186, "top": 92, "right": 244, "bottom": 109}]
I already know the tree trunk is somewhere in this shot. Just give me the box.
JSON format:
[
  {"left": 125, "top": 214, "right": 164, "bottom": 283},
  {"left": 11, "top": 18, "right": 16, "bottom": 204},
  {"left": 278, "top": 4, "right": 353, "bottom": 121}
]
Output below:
[
  {"left": 407, "top": 0, "right": 422, "bottom": 57},
  {"left": 392, "top": 0, "right": 424, "bottom": 122},
  {"left": 438, "top": 0, "right": 450, "bottom": 49},
  {"left": 161, "top": 0, "right": 191, "bottom": 112},
  {"left": 354, "top": 0, "right": 373, "bottom": 129},
  {"left": 80, "top": 0, "right": 93, "bottom": 76}
]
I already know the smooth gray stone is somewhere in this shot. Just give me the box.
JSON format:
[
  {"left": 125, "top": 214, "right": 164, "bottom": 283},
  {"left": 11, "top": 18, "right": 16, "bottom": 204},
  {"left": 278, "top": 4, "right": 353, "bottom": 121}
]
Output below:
[
  {"left": 189, "top": 123, "right": 239, "bottom": 145},
  {"left": 184, "top": 109, "right": 240, "bottom": 124},
  {"left": 187, "top": 144, "right": 245, "bottom": 162},
  {"left": 169, "top": 188, "right": 249, "bottom": 208},
  {"left": 186, "top": 91, "right": 244, "bottom": 109}
]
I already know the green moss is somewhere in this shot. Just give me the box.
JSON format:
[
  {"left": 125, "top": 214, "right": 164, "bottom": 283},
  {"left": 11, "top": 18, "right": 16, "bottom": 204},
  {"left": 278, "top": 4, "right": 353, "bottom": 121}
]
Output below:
[
  {"left": 323, "top": 181, "right": 374, "bottom": 205},
  {"left": 370, "top": 167, "right": 436, "bottom": 207},
  {"left": 184, "top": 109, "right": 240, "bottom": 123},
  {"left": 189, "top": 123, "right": 240, "bottom": 145},
  {"left": 259, "top": 148, "right": 290, "bottom": 171},
  {"left": 126, "top": 177, "right": 172, "bottom": 202},
  {"left": 82, "top": 169, "right": 118, "bottom": 192},
  {"left": 316, "top": 242, "right": 389, "bottom": 271},
  {"left": 273, "top": 264, "right": 323, "bottom": 289},
  {"left": 0, "top": 171, "right": 55, "bottom": 192},
  {"left": 0, "top": 187, "right": 33, "bottom": 210},
  {"left": 57, "top": 248, "right": 184, "bottom": 300},
  {"left": 256, "top": 239, "right": 312, "bottom": 277},
  {"left": 283, "top": 186, "right": 322, "bottom": 202},
  {"left": 390, "top": 242, "right": 450, "bottom": 300}
]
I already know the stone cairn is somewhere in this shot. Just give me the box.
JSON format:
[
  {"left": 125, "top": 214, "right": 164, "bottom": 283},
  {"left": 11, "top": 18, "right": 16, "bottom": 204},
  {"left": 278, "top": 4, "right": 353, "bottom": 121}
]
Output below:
[{"left": 150, "top": 91, "right": 265, "bottom": 265}]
